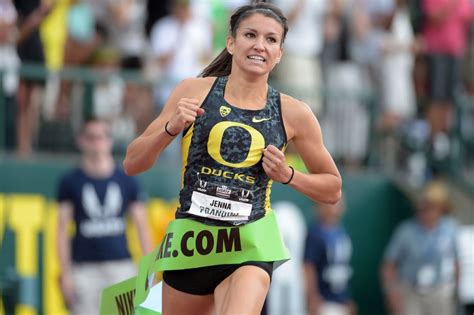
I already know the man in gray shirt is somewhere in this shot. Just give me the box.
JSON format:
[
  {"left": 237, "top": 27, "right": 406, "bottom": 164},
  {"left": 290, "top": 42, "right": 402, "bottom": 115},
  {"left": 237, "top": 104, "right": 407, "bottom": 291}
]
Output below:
[{"left": 381, "top": 180, "right": 459, "bottom": 315}]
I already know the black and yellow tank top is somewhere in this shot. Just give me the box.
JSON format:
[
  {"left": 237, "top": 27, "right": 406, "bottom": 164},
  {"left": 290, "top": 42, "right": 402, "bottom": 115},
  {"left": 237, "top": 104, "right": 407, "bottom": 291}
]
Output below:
[{"left": 177, "top": 76, "right": 287, "bottom": 226}]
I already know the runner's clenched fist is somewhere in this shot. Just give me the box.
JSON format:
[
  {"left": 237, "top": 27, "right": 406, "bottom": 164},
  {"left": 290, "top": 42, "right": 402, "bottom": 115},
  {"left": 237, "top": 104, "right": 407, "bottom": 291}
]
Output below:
[
  {"left": 166, "top": 98, "right": 205, "bottom": 135},
  {"left": 262, "top": 145, "right": 293, "bottom": 184}
]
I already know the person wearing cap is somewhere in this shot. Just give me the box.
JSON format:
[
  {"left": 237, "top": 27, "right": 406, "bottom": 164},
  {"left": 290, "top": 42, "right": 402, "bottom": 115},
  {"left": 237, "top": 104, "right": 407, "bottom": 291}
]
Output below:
[{"left": 381, "top": 180, "right": 460, "bottom": 315}]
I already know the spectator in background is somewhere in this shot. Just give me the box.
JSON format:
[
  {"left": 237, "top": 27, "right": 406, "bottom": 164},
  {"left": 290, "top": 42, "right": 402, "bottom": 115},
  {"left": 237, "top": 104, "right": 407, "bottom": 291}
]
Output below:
[
  {"left": 189, "top": 0, "right": 249, "bottom": 54},
  {"left": 267, "top": 201, "right": 307, "bottom": 315},
  {"left": 87, "top": 45, "right": 130, "bottom": 150},
  {"left": 421, "top": 0, "right": 473, "bottom": 160},
  {"left": 271, "top": 0, "right": 326, "bottom": 115},
  {"left": 13, "top": 0, "right": 52, "bottom": 157},
  {"left": 0, "top": 0, "right": 20, "bottom": 150},
  {"left": 87, "top": 0, "right": 148, "bottom": 64},
  {"left": 304, "top": 198, "right": 355, "bottom": 315},
  {"left": 148, "top": 0, "right": 212, "bottom": 113},
  {"left": 63, "top": 0, "right": 101, "bottom": 67},
  {"left": 55, "top": 0, "right": 104, "bottom": 120},
  {"left": 119, "top": 57, "right": 155, "bottom": 147},
  {"left": 320, "top": 0, "right": 371, "bottom": 168},
  {"left": 378, "top": 0, "right": 417, "bottom": 132},
  {"left": 145, "top": 0, "right": 170, "bottom": 36},
  {"left": 381, "top": 180, "right": 459, "bottom": 315},
  {"left": 376, "top": 0, "right": 419, "bottom": 171},
  {"left": 57, "top": 118, "right": 152, "bottom": 315},
  {"left": 350, "top": 0, "right": 396, "bottom": 88}
]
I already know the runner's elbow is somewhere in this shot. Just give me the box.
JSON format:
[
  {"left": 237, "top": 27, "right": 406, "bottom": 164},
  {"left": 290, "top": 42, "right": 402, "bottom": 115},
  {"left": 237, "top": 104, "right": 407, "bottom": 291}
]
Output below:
[
  {"left": 325, "top": 177, "right": 342, "bottom": 204},
  {"left": 124, "top": 155, "right": 155, "bottom": 176},
  {"left": 326, "top": 188, "right": 342, "bottom": 205},
  {"left": 123, "top": 158, "right": 143, "bottom": 176},
  {"left": 123, "top": 159, "right": 136, "bottom": 176}
]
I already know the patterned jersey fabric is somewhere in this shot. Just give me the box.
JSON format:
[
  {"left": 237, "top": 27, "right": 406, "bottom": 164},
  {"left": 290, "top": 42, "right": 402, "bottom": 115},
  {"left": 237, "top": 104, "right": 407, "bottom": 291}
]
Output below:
[{"left": 176, "top": 76, "right": 287, "bottom": 225}]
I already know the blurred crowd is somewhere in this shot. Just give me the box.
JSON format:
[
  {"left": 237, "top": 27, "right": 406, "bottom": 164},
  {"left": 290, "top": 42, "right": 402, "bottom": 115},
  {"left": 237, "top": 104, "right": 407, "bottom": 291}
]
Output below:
[
  {"left": 0, "top": 0, "right": 244, "bottom": 157},
  {"left": 270, "top": 0, "right": 474, "bottom": 187},
  {"left": 267, "top": 179, "right": 472, "bottom": 315},
  {"left": 1, "top": 0, "right": 474, "bottom": 185}
]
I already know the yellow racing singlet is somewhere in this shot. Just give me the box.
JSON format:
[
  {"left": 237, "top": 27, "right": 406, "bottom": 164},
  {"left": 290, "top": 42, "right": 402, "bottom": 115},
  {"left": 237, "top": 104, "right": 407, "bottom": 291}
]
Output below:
[{"left": 177, "top": 76, "right": 287, "bottom": 226}]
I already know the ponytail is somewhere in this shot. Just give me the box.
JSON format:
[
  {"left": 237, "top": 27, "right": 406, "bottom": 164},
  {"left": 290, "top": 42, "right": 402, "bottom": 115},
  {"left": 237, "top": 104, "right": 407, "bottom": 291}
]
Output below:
[{"left": 199, "top": 49, "right": 233, "bottom": 78}]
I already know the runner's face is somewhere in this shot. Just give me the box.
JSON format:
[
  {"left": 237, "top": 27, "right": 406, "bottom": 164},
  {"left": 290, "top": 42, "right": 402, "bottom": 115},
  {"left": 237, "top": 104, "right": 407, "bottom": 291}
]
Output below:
[{"left": 227, "top": 13, "right": 284, "bottom": 76}]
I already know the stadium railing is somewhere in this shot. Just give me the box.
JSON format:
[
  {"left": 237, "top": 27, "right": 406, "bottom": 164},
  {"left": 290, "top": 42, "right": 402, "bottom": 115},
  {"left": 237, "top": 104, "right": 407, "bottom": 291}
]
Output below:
[{"left": 1, "top": 62, "right": 473, "bottom": 195}]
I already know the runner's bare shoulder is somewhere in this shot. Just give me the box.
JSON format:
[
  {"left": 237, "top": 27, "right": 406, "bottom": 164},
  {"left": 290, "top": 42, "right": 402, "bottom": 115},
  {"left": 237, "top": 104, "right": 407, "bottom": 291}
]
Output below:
[
  {"left": 175, "top": 77, "right": 218, "bottom": 104},
  {"left": 279, "top": 93, "right": 315, "bottom": 139}
]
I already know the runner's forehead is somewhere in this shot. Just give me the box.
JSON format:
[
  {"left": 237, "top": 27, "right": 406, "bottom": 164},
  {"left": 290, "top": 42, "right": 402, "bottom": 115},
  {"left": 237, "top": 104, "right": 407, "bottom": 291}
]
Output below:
[{"left": 237, "top": 13, "right": 284, "bottom": 38}]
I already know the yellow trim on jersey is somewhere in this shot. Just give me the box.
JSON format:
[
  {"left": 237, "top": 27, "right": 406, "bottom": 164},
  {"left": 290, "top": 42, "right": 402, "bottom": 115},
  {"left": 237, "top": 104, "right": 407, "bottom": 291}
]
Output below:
[
  {"left": 181, "top": 125, "right": 195, "bottom": 189},
  {"left": 263, "top": 143, "right": 286, "bottom": 213},
  {"left": 264, "top": 180, "right": 273, "bottom": 214}
]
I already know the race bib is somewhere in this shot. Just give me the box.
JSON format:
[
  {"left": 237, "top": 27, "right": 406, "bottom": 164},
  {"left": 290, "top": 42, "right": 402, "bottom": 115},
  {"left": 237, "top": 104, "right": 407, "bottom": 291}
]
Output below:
[{"left": 188, "top": 180, "right": 253, "bottom": 222}]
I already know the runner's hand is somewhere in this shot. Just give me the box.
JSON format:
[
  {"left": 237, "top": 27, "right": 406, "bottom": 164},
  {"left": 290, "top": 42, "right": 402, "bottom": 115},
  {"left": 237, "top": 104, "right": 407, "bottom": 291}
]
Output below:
[
  {"left": 167, "top": 98, "right": 205, "bottom": 135},
  {"left": 262, "top": 145, "right": 293, "bottom": 183}
]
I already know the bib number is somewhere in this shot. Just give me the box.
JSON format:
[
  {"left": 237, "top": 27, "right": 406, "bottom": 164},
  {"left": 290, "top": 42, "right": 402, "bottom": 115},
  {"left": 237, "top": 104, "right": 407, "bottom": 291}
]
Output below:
[{"left": 188, "top": 180, "right": 253, "bottom": 223}]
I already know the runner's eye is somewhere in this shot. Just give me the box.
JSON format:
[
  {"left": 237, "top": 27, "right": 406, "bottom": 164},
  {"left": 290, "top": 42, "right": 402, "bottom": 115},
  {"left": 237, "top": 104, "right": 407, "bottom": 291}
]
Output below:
[{"left": 267, "top": 37, "right": 277, "bottom": 44}]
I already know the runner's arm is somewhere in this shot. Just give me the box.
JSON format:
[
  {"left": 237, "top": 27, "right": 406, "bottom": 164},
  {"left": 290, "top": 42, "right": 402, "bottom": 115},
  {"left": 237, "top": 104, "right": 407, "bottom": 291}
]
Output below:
[
  {"left": 283, "top": 99, "right": 342, "bottom": 204},
  {"left": 123, "top": 78, "right": 204, "bottom": 175}
]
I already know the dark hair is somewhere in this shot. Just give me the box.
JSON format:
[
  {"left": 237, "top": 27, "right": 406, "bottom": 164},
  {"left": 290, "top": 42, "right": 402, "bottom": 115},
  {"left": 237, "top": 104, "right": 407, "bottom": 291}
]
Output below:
[
  {"left": 199, "top": 1, "right": 288, "bottom": 78},
  {"left": 79, "top": 117, "right": 110, "bottom": 135}
]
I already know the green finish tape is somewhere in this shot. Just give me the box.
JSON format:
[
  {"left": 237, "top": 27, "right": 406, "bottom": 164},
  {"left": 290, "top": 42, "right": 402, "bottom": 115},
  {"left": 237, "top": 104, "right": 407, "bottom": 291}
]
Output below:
[
  {"left": 101, "top": 212, "right": 289, "bottom": 315},
  {"left": 134, "top": 251, "right": 157, "bottom": 307},
  {"left": 100, "top": 276, "right": 137, "bottom": 315}
]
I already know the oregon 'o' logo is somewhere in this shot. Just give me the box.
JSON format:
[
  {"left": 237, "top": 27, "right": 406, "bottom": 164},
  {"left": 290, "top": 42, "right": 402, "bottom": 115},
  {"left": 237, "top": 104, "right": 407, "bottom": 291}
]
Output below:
[
  {"left": 207, "top": 121, "right": 264, "bottom": 168},
  {"left": 220, "top": 106, "right": 231, "bottom": 117}
]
